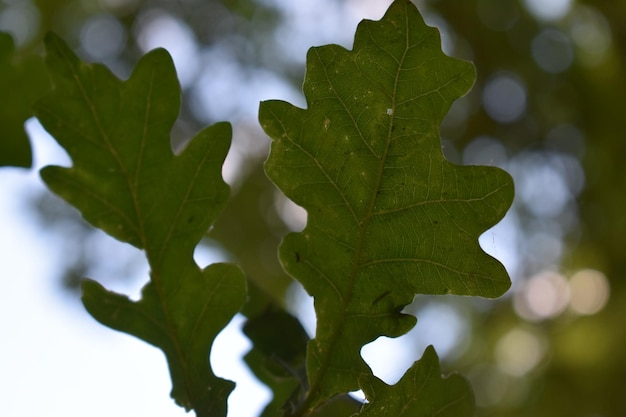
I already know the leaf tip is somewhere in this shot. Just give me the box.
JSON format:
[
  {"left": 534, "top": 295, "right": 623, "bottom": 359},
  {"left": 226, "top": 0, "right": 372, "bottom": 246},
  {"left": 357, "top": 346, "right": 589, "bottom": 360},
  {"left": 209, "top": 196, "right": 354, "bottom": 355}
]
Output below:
[
  {"left": 80, "top": 278, "right": 108, "bottom": 308},
  {"left": 43, "top": 31, "right": 66, "bottom": 54}
]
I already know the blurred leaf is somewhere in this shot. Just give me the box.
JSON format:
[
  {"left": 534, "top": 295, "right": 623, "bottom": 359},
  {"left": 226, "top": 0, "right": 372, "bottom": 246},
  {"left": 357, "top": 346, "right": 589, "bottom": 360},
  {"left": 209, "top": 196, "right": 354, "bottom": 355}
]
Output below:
[
  {"left": 357, "top": 346, "right": 474, "bottom": 417},
  {"left": 33, "top": 33, "right": 246, "bottom": 416},
  {"left": 209, "top": 161, "right": 293, "bottom": 315},
  {"left": 0, "top": 32, "right": 49, "bottom": 168},
  {"left": 243, "top": 309, "right": 309, "bottom": 416},
  {"left": 244, "top": 309, "right": 309, "bottom": 378},
  {"left": 259, "top": 0, "right": 513, "bottom": 411},
  {"left": 244, "top": 308, "right": 363, "bottom": 416}
]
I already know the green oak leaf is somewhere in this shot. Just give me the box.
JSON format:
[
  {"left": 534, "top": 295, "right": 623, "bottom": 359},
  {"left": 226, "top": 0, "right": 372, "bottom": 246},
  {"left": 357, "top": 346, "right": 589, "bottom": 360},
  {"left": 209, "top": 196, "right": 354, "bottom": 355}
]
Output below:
[
  {"left": 357, "top": 346, "right": 474, "bottom": 417},
  {"left": 243, "top": 309, "right": 309, "bottom": 416},
  {"left": 33, "top": 33, "right": 246, "bottom": 417},
  {"left": 259, "top": 0, "right": 513, "bottom": 410},
  {"left": 0, "top": 32, "right": 49, "bottom": 168}
]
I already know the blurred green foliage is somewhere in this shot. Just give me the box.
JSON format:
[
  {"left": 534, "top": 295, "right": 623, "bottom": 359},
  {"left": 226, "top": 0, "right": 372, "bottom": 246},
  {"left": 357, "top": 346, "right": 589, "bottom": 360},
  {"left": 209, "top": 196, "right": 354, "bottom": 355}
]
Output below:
[
  {"left": 0, "top": 32, "right": 48, "bottom": 167},
  {"left": 2, "top": 0, "right": 626, "bottom": 416}
]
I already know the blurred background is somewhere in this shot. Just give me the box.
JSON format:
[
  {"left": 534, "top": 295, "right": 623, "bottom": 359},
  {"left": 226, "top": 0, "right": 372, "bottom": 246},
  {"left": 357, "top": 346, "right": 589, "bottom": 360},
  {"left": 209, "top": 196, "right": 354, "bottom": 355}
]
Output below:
[{"left": 1, "top": 0, "right": 625, "bottom": 416}]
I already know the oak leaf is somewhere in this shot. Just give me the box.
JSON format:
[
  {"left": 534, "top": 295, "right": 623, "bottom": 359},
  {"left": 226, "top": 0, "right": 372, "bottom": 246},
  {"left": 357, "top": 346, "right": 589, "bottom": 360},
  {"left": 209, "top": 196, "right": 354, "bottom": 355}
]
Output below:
[{"left": 259, "top": 0, "right": 513, "bottom": 409}]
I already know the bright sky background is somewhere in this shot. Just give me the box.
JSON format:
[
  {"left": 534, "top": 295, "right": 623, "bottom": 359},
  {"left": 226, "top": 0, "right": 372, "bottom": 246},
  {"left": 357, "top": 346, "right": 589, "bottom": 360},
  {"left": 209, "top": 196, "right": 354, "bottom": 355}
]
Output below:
[{"left": 0, "top": 123, "right": 212, "bottom": 416}]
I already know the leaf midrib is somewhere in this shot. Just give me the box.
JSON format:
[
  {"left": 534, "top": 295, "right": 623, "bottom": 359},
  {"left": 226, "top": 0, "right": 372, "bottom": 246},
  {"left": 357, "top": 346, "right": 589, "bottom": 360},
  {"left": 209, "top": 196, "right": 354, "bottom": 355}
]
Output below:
[
  {"left": 66, "top": 49, "right": 199, "bottom": 408},
  {"left": 299, "top": 8, "right": 413, "bottom": 416}
]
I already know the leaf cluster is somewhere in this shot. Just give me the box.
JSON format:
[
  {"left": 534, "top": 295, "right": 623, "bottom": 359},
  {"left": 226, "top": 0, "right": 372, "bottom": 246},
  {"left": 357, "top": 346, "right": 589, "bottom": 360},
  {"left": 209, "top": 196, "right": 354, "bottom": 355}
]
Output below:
[{"left": 1, "top": 1, "right": 513, "bottom": 416}]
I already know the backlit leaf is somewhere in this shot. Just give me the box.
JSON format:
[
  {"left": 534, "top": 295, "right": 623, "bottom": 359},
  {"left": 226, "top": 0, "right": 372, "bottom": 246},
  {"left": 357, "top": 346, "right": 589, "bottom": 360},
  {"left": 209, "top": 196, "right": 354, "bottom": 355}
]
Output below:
[
  {"left": 259, "top": 0, "right": 513, "bottom": 410},
  {"left": 33, "top": 33, "right": 246, "bottom": 417}
]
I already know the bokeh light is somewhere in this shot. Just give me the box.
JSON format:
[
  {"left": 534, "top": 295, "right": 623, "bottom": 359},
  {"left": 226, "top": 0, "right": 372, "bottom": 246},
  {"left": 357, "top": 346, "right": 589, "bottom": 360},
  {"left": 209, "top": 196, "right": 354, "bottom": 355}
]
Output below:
[
  {"left": 525, "top": 225, "right": 564, "bottom": 267},
  {"left": 514, "top": 268, "right": 610, "bottom": 322},
  {"left": 80, "top": 13, "right": 127, "bottom": 60},
  {"left": 0, "top": 0, "right": 39, "bottom": 46},
  {"left": 568, "top": 5, "right": 612, "bottom": 67},
  {"left": 568, "top": 269, "right": 610, "bottom": 315},
  {"left": 495, "top": 327, "right": 547, "bottom": 376},
  {"left": 514, "top": 270, "right": 570, "bottom": 321},
  {"left": 523, "top": 0, "right": 573, "bottom": 21},
  {"left": 134, "top": 9, "right": 199, "bottom": 87},
  {"left": 482, "top": 74, "right": 527, "bottom": 123},
  {"left": 512, "top": 151, "right": 584, "bottom": 219},
  {"left": 532, "top": 28, "right": 574, "bottom": 73},
  {"left": 463, "top": 136, "right": 508, "bottom": 167}
]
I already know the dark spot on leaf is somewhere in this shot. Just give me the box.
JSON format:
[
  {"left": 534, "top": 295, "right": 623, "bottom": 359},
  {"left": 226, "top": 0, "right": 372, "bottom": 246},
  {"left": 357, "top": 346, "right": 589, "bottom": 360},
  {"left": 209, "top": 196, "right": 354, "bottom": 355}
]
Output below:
[
  {"left": 295, "top": 252, "right": 301, "bottom": 263},
  {"left": 372, "top": 290, "right": 391, "bottom": 305}
]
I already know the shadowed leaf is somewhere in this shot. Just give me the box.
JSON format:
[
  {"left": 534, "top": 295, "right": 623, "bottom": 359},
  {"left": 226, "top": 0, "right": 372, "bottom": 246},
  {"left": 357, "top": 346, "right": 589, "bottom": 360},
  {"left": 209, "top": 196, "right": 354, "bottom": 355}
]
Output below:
[
  {"left": 243, "top": 309, "right": 309, "bottom": 416},
  {"left": 33, "top": 33, "right": 246, "bottom": 417},
  {"left": 0, "top": 32, "right": 49, "bottom": 168}
]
